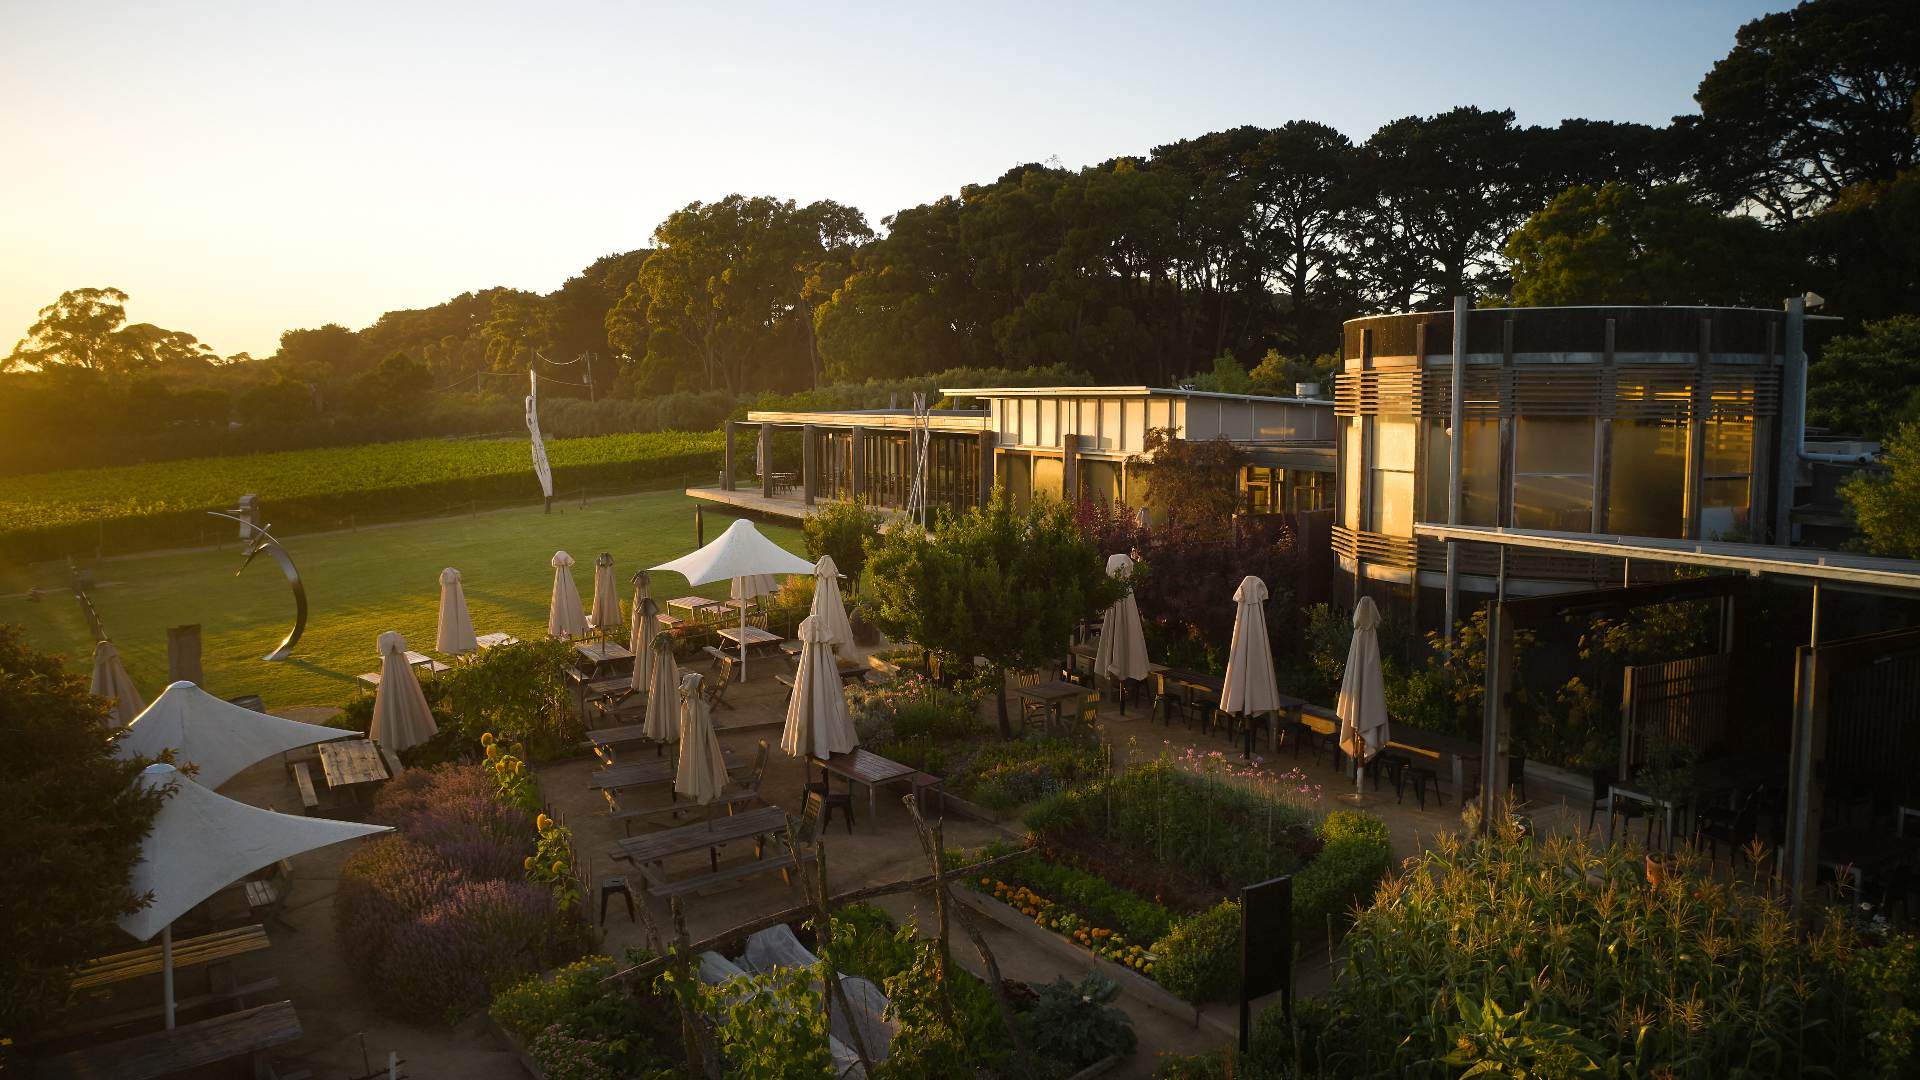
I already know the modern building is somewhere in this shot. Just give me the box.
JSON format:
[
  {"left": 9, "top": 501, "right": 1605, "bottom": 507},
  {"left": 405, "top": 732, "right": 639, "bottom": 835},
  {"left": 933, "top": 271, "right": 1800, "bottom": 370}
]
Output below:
[
  {"left": 691, "top": 385, "right": 1337, "bottom": 520},
  {"left": 1334, "top": 303, "right": 1821, "bottom": 606}
]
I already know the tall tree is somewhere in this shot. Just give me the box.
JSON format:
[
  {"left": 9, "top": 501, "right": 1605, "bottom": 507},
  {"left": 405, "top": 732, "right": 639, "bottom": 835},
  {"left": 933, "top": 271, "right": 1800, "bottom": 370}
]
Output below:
[
  {"left": 863, "top": 492, "right": 1122, "bottom": 738},
  {"left": 5, "top": 288, "right": 133, "bottom": 375},
  {"left": 1807, "top": 314, "right": 1920, "bottom": 438},
  {"left": 1844, "top": 419, "right": 1920, "bottom": 557}
]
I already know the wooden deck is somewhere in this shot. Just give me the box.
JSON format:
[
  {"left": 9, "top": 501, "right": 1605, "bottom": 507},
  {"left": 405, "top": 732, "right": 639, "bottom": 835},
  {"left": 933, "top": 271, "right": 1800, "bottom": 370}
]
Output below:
[{"left": 685, "top": 486, "right": 811, "bottom": 521}]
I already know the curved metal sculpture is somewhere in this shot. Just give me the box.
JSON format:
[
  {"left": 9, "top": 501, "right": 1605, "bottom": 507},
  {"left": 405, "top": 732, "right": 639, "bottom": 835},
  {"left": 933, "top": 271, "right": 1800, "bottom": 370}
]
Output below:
[{"left": 206, "top": 511, "right": 307, "bottom": 661}]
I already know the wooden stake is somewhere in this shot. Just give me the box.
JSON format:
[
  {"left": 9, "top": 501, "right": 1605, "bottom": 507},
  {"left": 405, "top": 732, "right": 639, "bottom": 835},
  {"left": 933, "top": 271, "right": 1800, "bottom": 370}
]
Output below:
[{"left": 805, "top": 837, "right": 874, "bottom": 1072}]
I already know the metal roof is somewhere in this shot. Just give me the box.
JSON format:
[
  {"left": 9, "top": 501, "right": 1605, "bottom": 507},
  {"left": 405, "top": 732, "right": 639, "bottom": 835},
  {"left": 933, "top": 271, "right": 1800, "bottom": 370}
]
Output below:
[
  {"left": 1414, "top": 523, "right": 1920, "bottom": 593},
  {"left": 941, "top": 385, "right": 1330, "bottom": 407}
]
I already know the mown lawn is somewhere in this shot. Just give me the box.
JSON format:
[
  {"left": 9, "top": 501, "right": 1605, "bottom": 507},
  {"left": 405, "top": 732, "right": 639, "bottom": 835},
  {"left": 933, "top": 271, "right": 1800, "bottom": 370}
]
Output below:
[{"left": 0, "top": 490, "right": 803, "bottom": 709}]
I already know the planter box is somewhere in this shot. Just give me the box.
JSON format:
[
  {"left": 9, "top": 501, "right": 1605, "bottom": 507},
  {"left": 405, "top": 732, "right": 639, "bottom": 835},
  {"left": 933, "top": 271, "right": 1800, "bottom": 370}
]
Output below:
[
  {"left": 954, "top": 887, "right": 1237, "bottom": 1040},
  {"left": 488, "top": 1016, "right": 545, "bottom": 1080}
]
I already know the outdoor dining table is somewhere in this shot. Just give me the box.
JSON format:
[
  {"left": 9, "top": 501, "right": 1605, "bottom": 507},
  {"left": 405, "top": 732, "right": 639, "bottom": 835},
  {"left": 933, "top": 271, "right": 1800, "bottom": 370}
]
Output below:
[
  {"left": 575, "top": 639, "right": 633, "bottom": 670},
  {"left": 1013, "top": 679, "right": 1088, "bottom": 736},
  {"left": 590, "top": 748, "right": 740, "bottom": 793},
  {"left": 812, "top": 748, "right": 918, "bottom": 823},
  {"left": 716, "top": 624, "right": 783, "bottom": 654},
  {"left": 667, "top": 596, "right": 721, "bottom": 617},
  {"left": 607, "top": 803, "right": 789, "bottom": 879},
  {"left": 1073, "top": 638, "right": 1164, "bottom": 714},
  {"left": 34, "top": 999, "right": 302, "bottom": 1080},
  {"left": 474, "top": 631, "right": 520, "bottom": 651},
  {"left": 585, "top": 722, "right": 664, "bottom": 758},
  {"left": 317, "top": 738, "right": 390, "bottom": 797},
  {"left": 1606, "top": 784, "right": 1683, "bottom": 850}
]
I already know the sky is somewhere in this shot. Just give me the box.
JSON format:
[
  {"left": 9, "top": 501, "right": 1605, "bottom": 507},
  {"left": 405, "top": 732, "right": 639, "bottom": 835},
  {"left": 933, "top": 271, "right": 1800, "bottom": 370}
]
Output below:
[{"left": 0, "top": 0, "right": 1784, "bottom": 359}]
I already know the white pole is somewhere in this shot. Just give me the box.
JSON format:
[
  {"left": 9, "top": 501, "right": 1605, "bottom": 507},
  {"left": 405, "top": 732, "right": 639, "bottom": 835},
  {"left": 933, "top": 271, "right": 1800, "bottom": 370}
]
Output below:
[
  {"left": 162, "top": 923, "right": 176, "bottom": 1029},
  {"left": 738, "top": 582, "right": 748, "bottom": 682}
]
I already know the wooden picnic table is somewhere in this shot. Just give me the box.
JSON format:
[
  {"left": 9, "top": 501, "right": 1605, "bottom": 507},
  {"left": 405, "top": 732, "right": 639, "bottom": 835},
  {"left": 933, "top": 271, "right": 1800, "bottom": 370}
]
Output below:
[
  {"left": 608, "top": 803, "right": 789, "bottom": 872},
  {"left": 667, "top": 596, "right": 721, "bottom": 616},
  {"left": 317, "top": 738, "right": 389, "bottom": 792},
  {"left": 35, "top": 999, "right": 302, "bottom": 1080},
  {"left": 585, "top": 722, "right": 664, "bottom": 759},
  {"left": 72, "top": 924, "right": 271, "bottom": 991},
  {"left": 475, "top": 631, "right": 520, "bottom": 650},
  {"left": 814, "top": 748, "right": 920, "bottom": 822},
  {"left": 716, "top": 624, "right": 781, "bottom": 648},
  {"left": 590, "top": 748, "right": 740, "bottom": 792},
  {"left": 1014, "top": 678, "right": 1088, "bottom": 735},
  {"left": 576, "top": 639, "right": 633, "bottom": 666}
]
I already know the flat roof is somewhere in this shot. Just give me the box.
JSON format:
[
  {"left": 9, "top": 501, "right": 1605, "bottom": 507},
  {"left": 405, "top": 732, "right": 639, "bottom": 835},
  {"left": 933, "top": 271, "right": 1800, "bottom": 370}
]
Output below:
[
  {"left": 942, "top": 385, "right": 1331, "bottom": 407},
  {"left": 1414, "top": 523, "right": 1920, "bottom": 594}
]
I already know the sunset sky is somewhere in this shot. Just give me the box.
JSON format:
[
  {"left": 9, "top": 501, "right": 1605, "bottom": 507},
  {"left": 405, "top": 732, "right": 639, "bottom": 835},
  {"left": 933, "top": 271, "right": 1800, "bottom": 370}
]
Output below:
[{"left": 1, "top": 0, "right": 1781, "bottom": 359}]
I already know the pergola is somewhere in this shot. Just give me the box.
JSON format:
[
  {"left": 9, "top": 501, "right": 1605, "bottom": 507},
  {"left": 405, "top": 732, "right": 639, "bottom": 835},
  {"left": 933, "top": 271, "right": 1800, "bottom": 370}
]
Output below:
[{"left": 1417, "top": 522, "right": 1920, "bottom": 902}]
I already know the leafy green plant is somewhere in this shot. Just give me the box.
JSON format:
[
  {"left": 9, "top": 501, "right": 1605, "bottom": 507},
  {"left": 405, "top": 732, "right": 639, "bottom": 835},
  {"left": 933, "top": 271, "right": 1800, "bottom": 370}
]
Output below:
[
  {"left": 1026, "top": 973, "right": 1137, "bottom": 1068},
  {"left": 951, "top": 737, "right": 1109, "bottom": 813},
  {"left": 1292, "top": 810, "right": 1392, "bottom": 942},
  {"left": 433, "top": 639, "right": 581, "bottom": 761},
  {"left": 697, "top": 966, "right": 838, "bottom": 1077},
  {"left": 802, "top": 499, "right": 886, "bottom": 584},
  {"left": 974, "top": 847, "right": 1175, "bottom": 944},
  {"left": 824, "top": 904, "right": 917, "bottom": 982},
  {"left": 876, "top": 940, "right": 1011, "bottom": 1078},
  {"left": 492, "top": 952, "right": 680, "bottom": 1076},
  {"left": 1151, "top": 899, "right": 1241, "bottom": 1005}
]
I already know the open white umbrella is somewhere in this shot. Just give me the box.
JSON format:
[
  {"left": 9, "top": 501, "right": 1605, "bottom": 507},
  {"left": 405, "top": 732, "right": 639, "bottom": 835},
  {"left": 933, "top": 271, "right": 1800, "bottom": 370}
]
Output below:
[
  {"left": 1336, "top": 597, "right": 1389, "bottom": 796},
  {"left": 809, "top": 555, "right": 855, "bottom": 650},
  {"left": 1221, "top": 575, "right": 1279, "bottom": 726},
  {"left": 116, "top": 681, "right": 349, "bottom": 789},
  {"left": 653, "top": 519, "right": 814, "bottom": 680},
  {"left": 675, "top": 672, "right": 729, "bottom": 805},
  {"left": 782, "top": 615, "right": 859, "bottom": 761},
  {"left": 643, "top": 632, "right": 681, "bottom": 744},
  {"left": 589, "top": 552, "right": 621, "bottom": 633},
  {"left": 90, "top": 640, "right": 144, "bottom": 727},
  {"left": 548, "top": 550, "right": 588, "bottom": 639},
  {"left": 1094, "top": 553, "right": 1150, "bottom": 686},
  {"left": 124, "top": 763, "right": 389, "bottom": 1026},
  {"left": 371, "top": 631, "right": 439, "bottom": 753},
  {"left": 436, "top": 567, "right": 478, "bottom": 655},
  {"left": 630, "top": 598, "right": 660, "bottom": 695}
]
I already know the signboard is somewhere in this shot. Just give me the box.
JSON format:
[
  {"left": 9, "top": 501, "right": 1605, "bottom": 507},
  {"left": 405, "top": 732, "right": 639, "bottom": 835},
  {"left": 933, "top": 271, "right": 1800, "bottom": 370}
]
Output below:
[{"left": 1239, "top": 874, "right": 1293, "bottom": 1052}]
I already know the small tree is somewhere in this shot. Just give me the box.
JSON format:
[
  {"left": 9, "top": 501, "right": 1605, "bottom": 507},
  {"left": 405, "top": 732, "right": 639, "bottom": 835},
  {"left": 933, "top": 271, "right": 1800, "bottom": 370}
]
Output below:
[
  {"left": 802, "top": 499, "right": 886, "bottom": 587},
  {"left": 864, "top": 492, "right": 1123, "bottom": 738},
  {"left": 0, "top": 625, "right": 165, "bottom": 1039},
  {"left": 1136, "top": 428, "right": 1247, "bottom": 531},
  {"left": 1844, "top": 420, "right": 1920, "bottom": 558}
]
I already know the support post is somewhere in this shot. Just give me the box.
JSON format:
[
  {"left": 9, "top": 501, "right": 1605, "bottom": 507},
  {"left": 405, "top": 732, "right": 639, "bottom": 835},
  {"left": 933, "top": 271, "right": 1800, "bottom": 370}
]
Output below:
[
  {"left": 721, "top": 422, "right": 736, "bottom": 492},
  {"left": 1479, "top": 597, "right": 1514, "bottom": 827},
  {"left": 1444, "top": 296, "right": 1468, "bottom": 642},
  {"left": 1775, "top": 297, "right": 1806, "bottom": 544},
  {"left": 1784, "top": 584, "right": 1826, "bottom": 905},
  {"left": 759, "top": 423, "right": 774, "bottom": 500},
  {"left": 1061, "top": 433, "right": 1081, "bottom": 503},
  {"left": 850, "top": 430, "right": 866, "bottom": 504},
  {"left": 977, "top": 432, "right": 996, "bottom": 506},
  {"left": 802, "top": 424, "right": 817, "bottom": 507},
  {"left": 162, "top": 924, "right": 175, "bottom": 1029},
  {"left": 1683, "top": 318, "right": 1711, "bottom": 538}
]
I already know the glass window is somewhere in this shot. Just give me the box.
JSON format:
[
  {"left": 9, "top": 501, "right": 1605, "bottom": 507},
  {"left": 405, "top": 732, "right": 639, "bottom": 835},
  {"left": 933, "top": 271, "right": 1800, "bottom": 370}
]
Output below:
[
  {"left": 1243, "top": 465, "right": 1276, "bottom": 514},
  {"left": 1701, "top": 478, "right": 1751, "bottom": 540},
  {"left": 1607, "top": 420, "right": 1686, "bottom": 538},
  {"left": 998, "top": 453, "right": 1031, "bottom": 510},
  {"left": 1704, "top": 419, "right": 1754, "bottom": 477},
  {"left": 1341, "top": 418, "right": 1362, "bottom": 528},
  {"left": 1289, "top": 471, "right": 1331, "bottom": 511},
  {"left": 1421, "top": 417, "right": 1499, "bottom": 525},
  {"left": 1032, "top": 455, "right": 1064, "bottom": 500},
  {"left": 1513, "top": 416, "right": 1594, "bottom": 531},
  {"left": 1368, "top": 418, "right": 1416, "bottom": 535},
  {"left": 1082, "top": 460, "right": 1120, "bottom": 505}
]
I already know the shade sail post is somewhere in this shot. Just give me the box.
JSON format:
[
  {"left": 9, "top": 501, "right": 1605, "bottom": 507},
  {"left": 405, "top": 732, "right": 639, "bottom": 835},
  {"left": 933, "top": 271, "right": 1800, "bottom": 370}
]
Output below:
[{"left": 162, "top": 924, "right": 175, "bottom": 1029}]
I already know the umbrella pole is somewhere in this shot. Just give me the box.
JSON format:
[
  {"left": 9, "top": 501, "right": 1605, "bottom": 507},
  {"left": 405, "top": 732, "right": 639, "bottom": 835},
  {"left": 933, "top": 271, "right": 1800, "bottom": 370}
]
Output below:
[
  {"left": 162, "top": 923, "right": 175, "bottom": 1029},
  {"left": 739, "top": 590, "right": 747, "bottom": 682}
]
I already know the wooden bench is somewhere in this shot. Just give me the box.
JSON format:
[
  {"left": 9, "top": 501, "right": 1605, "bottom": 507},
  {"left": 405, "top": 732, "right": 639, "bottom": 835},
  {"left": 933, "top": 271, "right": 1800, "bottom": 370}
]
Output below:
[
  {"left": 73, "top": 925, "right": 271, "bottom": 992},
  {"left": 23, "top": 976, "right": 280, "bottom": 1045},
  {"left": 637, "top": 852, "right": 797, "bottom": 898},
  {"left": 34, "top": 1000, "right": 302, "bottom": 1080},
  {"left": 289, "top": 761, "right": 320, "bottom": 814}
]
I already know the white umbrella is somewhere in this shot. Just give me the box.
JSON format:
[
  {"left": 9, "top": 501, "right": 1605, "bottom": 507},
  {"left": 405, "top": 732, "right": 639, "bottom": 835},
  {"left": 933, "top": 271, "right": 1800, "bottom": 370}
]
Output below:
[
  {"left": 1336, "top": 596, "right": 1390, "bottom": 795},
  {"left": 548, "top": 550, "right": 588, "bottom": 639},
  {"left": 90, "top": 640, "right": 144, "bottom": 727},
  {"left": 589, "top": 552, "right": 621, "bottom": 632},
  {"left": 782, "top": 615, "right": 859, "bottom": 761},
  {"left": 371, "top": 631, "right": 439, "bottom": 753},
  {"left": 675, "top": 672, "right": 729, "bottom": 805},
  {"left": 653, "top": 519, "right": 814, "bottom": 680},
  {"left": 1221, "top": 575, "right": 1279, "bottom": 717},
  {"left": 630, "top": 597, "right": 660, "bottom": 695},
  {"left": 116, "top": 681, "right": 349, "bottom": 789},
  {"left": 809, "top": 555, "right": 855, "bottom": 650},
  {"left": 643, "top": 632, "right": 681, "bottom": 744},
  {"left": 628, "top": 571, "right": 652, "bottom": 642},
  {"left": 436, "top": 567, "right": 478, "bottom": 655},
  {"left": 124, "top": 763, "right": 389, "bottom": 1026},
  {"left": 1094, "top": 553, "right": 1150, "bottom": 684}
]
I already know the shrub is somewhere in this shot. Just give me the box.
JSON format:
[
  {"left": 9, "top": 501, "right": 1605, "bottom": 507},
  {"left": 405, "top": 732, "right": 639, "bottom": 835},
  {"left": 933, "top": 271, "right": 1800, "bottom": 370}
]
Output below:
[
  {"left": 428, "top": 639, "right": 581, "bottom": 762},
  {"left": 847, "top": 674, "right": 982, "bottom": 748},
  {"left": 1026, "top": 973, "right": 1137, "bottom": 1068},
  {"left": 951, "top": 737, "right": 1108, "bottom": 813},
  {"left": 528, "top": 1024, "right": 620, "bottom": 1080},
  {"left": 492, "top": 952, "right": 680, "bottom": 1076},
  {"left": 1293, "top": 810, "right": 1393, "bottom": 942},
  {"left": 826, "top": 904, "right": 917, "bottom": 982},
  {"left": 803, "top": 500, "right": 886, "bottom": 584},
  {"left": 377, "top": 878, "right": 577, "bottom": 1025},
  {"left": 1151, "top": 900, "right": 1241, "bottom": 1005}
]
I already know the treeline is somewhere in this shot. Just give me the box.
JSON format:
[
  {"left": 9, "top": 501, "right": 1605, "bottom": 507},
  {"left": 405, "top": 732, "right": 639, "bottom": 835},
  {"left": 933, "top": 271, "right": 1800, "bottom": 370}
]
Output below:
[{"left": 4, "top": 0, "right": 1915, "bottom": 472}]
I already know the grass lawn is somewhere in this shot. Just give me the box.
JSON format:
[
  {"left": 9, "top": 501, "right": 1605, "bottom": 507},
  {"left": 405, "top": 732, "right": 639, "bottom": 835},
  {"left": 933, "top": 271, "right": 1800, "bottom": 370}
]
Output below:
[{"left": 0, "top": 490, "right": 804, "bottom": 709}]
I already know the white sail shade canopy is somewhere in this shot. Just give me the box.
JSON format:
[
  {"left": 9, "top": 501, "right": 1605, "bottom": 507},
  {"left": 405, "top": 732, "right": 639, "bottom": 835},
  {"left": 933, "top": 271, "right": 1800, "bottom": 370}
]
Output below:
[
  {"left": 436, "top": 567, "right": 478, "bottom": 655},
  {"left": 371, "top": 631, "right": 439, "bottom": 753},
  {"left": 116, "top": 681, "right": 349, "bottom": 789},
  {"left": 654, "top": 519, "right": 813, "bottom": 679},
  {"left": 1094, "top": 553, "right": 1150, "bottom": 683},
  {"left": 782, "top": 615, "right": 859, "bottom": 761},
  {"left": 548, "top": 550, "right": 588, "bottom": 639},
  {"left": 90, "top": 641, "right": 144, "bottom": 727},
  {"left": 1220, "top": 576, "right": 1280, "bottom": 717}
]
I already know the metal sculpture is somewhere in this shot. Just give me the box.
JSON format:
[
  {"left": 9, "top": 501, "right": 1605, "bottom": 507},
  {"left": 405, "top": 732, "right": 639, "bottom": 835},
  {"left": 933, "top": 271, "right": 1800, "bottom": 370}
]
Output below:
[
  {"left": 526, "top": 368, "right": 553, "bottom": 511},
  {"left": 206, "top": 510, "right": 307, "bottom": 661}
]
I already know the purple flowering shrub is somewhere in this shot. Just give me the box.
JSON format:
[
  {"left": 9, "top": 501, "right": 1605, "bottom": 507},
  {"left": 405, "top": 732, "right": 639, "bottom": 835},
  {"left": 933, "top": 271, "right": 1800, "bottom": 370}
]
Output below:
[{"left": 335, "top": 764, "right": 594, "bottom": 1025}]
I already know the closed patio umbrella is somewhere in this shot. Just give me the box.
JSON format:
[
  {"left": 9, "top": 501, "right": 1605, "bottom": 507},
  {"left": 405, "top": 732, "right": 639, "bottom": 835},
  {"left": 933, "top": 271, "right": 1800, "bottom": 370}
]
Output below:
[
  {"left": 1220, "top": 576, "right": 1280, "bottom": 752},
  {"left": 371, "top": 631, "right": 439, "bottom": 753},
  {"left": 589, "top": 552, "right": 620, "bottom": 632},
  {"left": 628, "top": 571, "right": 651, "bottom": 641},
  {"left": 630, "top": 597, "right": 660, "bottom": 695},
  {"left": 124, "top": 763, "right": 389, "bottom": 1027},
  {"left": 653, "top": 519, "right": 814, "bottom": 680},
  {"left": 809, "top": 555, "right": 855, "bottom": 650},
  {"left": 675, "top": 672, "right": 729, "bottom": 805},
  {"left": 436, "top": 567, "right": 478, "bottom": 655},
  {"left": 90, "top": 640, "right": 144, "bottom": 727},
  {"left": 1094, "top": 553, "right": 1150, "bottom": 686},
  {"left": 548, "top": 550, "right": 588, "bottom": 639},
  {"left": 782, "top": 615, "right": 859, "bottom": 761},
  {"left": 1336, "top": 597, "right": 1389, "bottom": 796},
  {"left": 116, "top": 681, "right": 349, "bottom": 789},
  {"left": 643, "top": 632, "right": 681, "bottom": 744}
]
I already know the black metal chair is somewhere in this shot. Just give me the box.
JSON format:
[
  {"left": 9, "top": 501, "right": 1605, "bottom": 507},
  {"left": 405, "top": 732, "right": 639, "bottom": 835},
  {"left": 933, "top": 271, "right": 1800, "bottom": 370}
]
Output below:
[{"left": 1696, "top": 786, "right": 1763, "bottom": 867}]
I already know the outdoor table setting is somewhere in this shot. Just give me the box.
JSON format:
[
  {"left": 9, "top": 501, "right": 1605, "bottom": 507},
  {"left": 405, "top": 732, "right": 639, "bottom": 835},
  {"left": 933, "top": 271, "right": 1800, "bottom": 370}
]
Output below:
[
  {"left": 590, "top": 748, "right": 740, "bottom": 793},
  {"left": 317, "top": 738, "right": 391, "bottom": 801},
  {"left": 1013, "top": 678, "right": 1088, "bottom": 735},
  {"left": 667, "top": 596, "right": 721, "bottom": 618},
  {"left": 717, "top": 623, "right": 783, "bottom": 656},
  {"left": 810, "top": 748, "right": 919, "bottom": 823},
  {"left": 606, "top": 803, "right": 790, "bottom": 886},
  {"left": 474, "top": 631, "right": 520, "bottom": 651},
  {"left": 1605, "top": 783, "right": 1686, "bottom": 850},
  {"left": 584, "top": 722, "right": 665, "bottom": 759}
]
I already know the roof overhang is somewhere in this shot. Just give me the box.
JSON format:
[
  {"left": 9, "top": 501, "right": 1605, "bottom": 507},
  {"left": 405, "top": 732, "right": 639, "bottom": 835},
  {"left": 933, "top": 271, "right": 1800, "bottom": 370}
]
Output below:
[{"left": 741, "top": 410, "right": 991, "bottom": 432}]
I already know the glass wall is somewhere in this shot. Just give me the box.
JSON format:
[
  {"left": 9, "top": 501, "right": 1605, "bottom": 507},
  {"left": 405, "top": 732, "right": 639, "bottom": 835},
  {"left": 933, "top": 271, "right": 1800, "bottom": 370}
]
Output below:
[
  {"left": 1420, "top": 417, "right": 1500, "bottom": 525},
  {"left": 1288, "top": 470, "right": 1331, "bottom": 512},
  {"left": 1368, "top": 418, "right": 1416, "bottom": 536},
  {"left": 1700, "top": 418, "right": 1754, "bottom": 539},
  {"left": 998, "top": 452, "right": 1032, "bottom": 510},
  {"left": 1512, "top": 416, "right": 1595, "bottom": 531},
  {"left": 1032, "top": 455, "right": 1064, "bottom": 501},
  {"left": 1341, "top": 418, "right": 1363, "bottom": 527},
  {"left": 1607, "top": 420, "right": 1686, "bottom": 537},
  {"left": 1081, "top": 459, "right": 1121, "bottom": 505}
]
